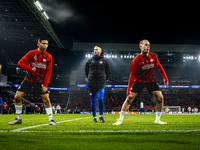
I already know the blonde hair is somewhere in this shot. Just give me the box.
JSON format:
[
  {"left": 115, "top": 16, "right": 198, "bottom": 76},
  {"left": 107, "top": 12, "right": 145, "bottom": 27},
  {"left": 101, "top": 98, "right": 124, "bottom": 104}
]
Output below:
[{"left": 139, "top": 39, "right": 149, "bottom": 46}]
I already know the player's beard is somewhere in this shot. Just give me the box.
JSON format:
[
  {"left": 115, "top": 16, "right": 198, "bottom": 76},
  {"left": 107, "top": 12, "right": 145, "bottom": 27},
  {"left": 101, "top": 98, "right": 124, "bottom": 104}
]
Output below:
[{"left": 40, "top": 47, "right": 46, "bottom": 52}]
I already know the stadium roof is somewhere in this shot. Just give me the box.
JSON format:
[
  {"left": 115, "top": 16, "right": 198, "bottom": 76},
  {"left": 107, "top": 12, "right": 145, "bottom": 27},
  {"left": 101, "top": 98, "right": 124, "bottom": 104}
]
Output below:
[{"left": 0, "top": 0, "right": 64, "bottom": 48}]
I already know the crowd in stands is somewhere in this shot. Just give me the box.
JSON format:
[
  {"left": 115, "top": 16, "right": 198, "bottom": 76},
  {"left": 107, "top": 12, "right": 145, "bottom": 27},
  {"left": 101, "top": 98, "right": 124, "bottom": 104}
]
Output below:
[
  {"left": 69, "top": 92, "right": 200, "bottom": 112},
  {"left": 0, "top": 90, "right": 68, "bottom": 114}
]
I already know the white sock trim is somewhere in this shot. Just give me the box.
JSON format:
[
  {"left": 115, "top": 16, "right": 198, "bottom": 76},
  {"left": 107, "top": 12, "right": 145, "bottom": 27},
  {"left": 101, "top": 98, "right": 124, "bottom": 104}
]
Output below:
[
  {"left": 46, "top": 107, "right": 53, "bottom": 121},
  {"left": 119, "top": 111, "right": 126, "bottom": 121},
  {"left": 15, "top": 105, "right": 22, "bottom": 120},
  {"left": 155, "top": 112, "right": 162, "bottom": 122}
]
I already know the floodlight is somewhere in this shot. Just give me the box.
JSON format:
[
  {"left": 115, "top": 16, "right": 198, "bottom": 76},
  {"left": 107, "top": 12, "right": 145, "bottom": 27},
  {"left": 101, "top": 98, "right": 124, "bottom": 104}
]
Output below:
[
  {"left": 43, "top": 11, "right": 49, "bottom": 19},
  {"left": 34, "top": 1, "right": 43, "bottom": 11}
]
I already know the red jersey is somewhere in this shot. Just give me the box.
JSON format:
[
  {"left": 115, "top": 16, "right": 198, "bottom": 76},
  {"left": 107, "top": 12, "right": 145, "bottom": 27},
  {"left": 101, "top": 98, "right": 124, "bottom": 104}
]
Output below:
[
  {"left": 127, "top": 52, "right": 168, "bottom": 95},
  {"left": 18, "top": 49, "right": 53, "bottom": 88}
]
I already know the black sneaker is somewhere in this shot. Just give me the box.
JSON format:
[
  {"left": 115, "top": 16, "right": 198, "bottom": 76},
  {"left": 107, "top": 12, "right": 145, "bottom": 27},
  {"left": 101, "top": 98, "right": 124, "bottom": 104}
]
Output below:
[
  {"left": 49, "top": 120, "right": 58, "bottom": 125},
  {"left": 93, "top": 118, "right": 97, "bottom": 123},
  {"left": 99, "top": 116, "right": 105, "bottom": 123},
  {"left": 8, "top": 118, "right": 22, "bottom": 125}
]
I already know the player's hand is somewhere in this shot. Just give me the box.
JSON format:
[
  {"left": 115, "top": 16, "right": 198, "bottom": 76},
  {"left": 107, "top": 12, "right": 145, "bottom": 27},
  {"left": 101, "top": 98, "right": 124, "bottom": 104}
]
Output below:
[
  {"left": 32, "top": 67, "right": 36, "bottom": 72},
  {"left": 41, "top": 86, "right": 47, "bottom": 93},
  {"left": 164, "top": 80, "right": 169, "bottom": 88}
]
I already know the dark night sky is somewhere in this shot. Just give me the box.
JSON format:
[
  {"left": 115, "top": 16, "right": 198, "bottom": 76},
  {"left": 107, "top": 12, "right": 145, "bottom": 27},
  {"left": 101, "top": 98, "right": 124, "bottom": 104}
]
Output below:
[{"left": 40, "top": 0, "right": 200, "bottom": 44}]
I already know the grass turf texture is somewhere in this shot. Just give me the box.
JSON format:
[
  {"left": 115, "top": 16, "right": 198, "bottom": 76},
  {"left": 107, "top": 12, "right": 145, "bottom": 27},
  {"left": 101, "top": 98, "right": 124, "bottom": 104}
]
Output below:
[{"left": 0, "top": 114, "right": 200, "bottom": 150}]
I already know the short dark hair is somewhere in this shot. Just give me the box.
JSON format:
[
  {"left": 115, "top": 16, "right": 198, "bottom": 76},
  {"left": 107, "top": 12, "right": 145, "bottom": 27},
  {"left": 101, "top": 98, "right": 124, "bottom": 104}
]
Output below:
[
  {"left": 38, "top": 37, "right": 49, "bottom": 43},
  {"left": 95, "top": 45, "right": 102, "bottom": 51}
]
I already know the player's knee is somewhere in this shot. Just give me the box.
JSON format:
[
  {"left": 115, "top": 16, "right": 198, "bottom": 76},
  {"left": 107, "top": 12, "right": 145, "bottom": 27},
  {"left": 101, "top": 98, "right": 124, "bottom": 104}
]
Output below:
[
  {"left": 126, "top": 96, "right": 134, "bottom": 104},
  {"left": 91, "top": 100, "right": 96, "bottom": 106},
  {"left": 44, "top": 100, "right": 51, "bottom": 108},
  {"left": 14, "top": 95, "right": 22, "bottom": 104},
  {"left": 157, "top": 95, "right": 163, "bottom": 103},
  {"left": 127, "top": 94, "right": 134, "bottom": 101}
]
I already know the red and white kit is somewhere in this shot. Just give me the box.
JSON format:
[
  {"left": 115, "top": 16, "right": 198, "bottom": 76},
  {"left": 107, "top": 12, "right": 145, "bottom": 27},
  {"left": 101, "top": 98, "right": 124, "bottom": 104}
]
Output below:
[
  {"left": 18, "top": 49, "right": 53, "bottom": 88},
  {"left": 127, "top": 52, "right": 168, "bottom": 95}
]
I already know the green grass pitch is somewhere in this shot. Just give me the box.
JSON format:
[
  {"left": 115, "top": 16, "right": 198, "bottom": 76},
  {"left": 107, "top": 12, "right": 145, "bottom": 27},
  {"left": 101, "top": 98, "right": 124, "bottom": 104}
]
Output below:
[{"left": 0, "top": 114, "right": 200, "bottom": 150}]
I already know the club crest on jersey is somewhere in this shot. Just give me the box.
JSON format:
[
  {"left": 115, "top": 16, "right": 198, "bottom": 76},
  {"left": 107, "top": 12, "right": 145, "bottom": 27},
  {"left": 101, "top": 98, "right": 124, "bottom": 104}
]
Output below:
[
  {"left": 99, "top": 61, "right": 103, "bottom": 64},
  {"left": 34, "top": 55, "right": 37, "bottom": 60},
  {"left": 150, "top": 59, "right": 153, "bottom": 62},
  {"left": 43, "top": 58, "right": 46, "bottom": 62}
]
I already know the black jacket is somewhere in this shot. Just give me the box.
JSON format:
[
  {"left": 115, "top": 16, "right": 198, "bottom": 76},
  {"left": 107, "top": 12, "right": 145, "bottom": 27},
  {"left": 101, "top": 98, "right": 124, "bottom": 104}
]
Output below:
[{"left": 85, "top": 54, "right": 110, "bottom": 91}]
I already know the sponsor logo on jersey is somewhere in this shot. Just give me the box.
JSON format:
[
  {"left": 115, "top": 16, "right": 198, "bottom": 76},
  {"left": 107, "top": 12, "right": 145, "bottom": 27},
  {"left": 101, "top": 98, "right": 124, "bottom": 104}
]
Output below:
[
  {"left": 142, "top": 64, "right": 154, "bottom": 70},
  {"left": 32, "top": 62, "right": 47, "bottom": 69},
  {"left": 150, "top": 59, "right": 153, "bottom": 62},
  {"left": 99, "top": 61, "right": 103, "bottom": 64}
]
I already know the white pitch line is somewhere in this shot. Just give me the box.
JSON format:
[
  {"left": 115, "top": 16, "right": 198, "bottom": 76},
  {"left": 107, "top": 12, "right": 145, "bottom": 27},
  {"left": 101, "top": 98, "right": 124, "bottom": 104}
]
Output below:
[
  {"left": 1, "top": 129, "right": 200, "bottom": 133},
  {"left": 10, "top": 116, "right": 91, "bottom": 132}
]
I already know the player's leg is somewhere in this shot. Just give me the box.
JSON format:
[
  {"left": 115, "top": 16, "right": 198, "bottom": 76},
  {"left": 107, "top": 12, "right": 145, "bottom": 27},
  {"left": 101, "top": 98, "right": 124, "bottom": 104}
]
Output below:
[
  {"left": 120, "top": 92, "right": 138, "bottom": 120},
  {"left": 113, "top": 92, "right": 138, "bottom": 125},
  {"left": 152, "top": 90, "right": 167, "bottom": 124},
  {"left": 34, "top": 82, "right": 57, "bottom": 125},
  {"left": 8, "top": 91, "right": 25, "bottom": 125},
  {"left": 9, "top": 80, "right": 32, "bottom": 125},
  {"left": 40, "top": 93, "right": 57, "bottom": 125},
  {"left": 89, "top": 89, "right": 97, "bottom": 123},
  {"left": 15, "top": 91, "right": 25, "bottom": 118},
  {"left": 97, "top": 88, "right": 105, "bottom": 123},
  {"left": 142, "top": 108, "right": 144, "bottom": 114}
]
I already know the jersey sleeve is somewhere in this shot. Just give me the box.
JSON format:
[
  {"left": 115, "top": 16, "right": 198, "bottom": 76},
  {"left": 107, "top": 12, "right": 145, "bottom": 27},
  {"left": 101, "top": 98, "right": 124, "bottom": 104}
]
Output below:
[
  {"left": 129, "top": 58, "right": 137, "bottom": 82},
  {"left": 126, "top": 58, "right": 137, "bottom": 95},
  {"left": 155, "top": 55, "right": 168, "bottom": 82},
  {"left": 105, "top": 60, "right": 111, "bottom": 80},
  {"left": 85, "top": 60, "right": 90, "bottom": 79},
  {"left": 18, "top": 51, "right": 33, "bottom": 71},
  {"left": 126, "top": 73, "right": 134, "bottom": 95},
  {"left": 43, "top": 55, "right": 53, "bottom": 88}
]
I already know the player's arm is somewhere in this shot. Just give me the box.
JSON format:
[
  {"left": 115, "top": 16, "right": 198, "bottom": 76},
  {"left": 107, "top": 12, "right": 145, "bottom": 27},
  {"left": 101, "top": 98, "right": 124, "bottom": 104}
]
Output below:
[
  {"left": 43, "top": 56, "right": 53, "bottom": 88},
  {"left": 85, "top": 60, "right": 89, "bottom": 79},
  {"left": 155, "top": 55, "right": 168, "bottom": 87},
  {"left": 126, "top": 59, "right": 137, "bottom": 95},
  {"left": 105, "top": 60, "right": 111, "bottom": 80},
  {"left": 18, "top": 51, "right": 34, "bottom": 71}
]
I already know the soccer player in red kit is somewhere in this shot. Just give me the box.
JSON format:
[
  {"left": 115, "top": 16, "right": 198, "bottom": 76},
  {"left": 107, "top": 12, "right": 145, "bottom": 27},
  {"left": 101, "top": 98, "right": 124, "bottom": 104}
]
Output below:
[
  {"left": 113, "top": 39, "right": 168, "bottom": 125},
  {"left": 9, "top": 37, "right": 57, "bottom": 125}
]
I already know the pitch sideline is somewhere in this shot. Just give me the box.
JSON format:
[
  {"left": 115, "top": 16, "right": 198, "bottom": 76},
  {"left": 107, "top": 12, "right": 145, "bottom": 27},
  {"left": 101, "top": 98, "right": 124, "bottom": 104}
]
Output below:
[
  {"left": 10, "top": 116, "right": 91, "bottom": 132},
  {"left": 0, "top": 129, "right": 200, "bottom": 133}
]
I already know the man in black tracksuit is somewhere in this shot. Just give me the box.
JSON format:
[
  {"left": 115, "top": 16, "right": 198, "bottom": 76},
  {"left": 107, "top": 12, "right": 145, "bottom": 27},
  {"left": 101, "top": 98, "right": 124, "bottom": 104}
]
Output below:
[{"left": 85, "top": 45, "right": 110, "bottom": 123}]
